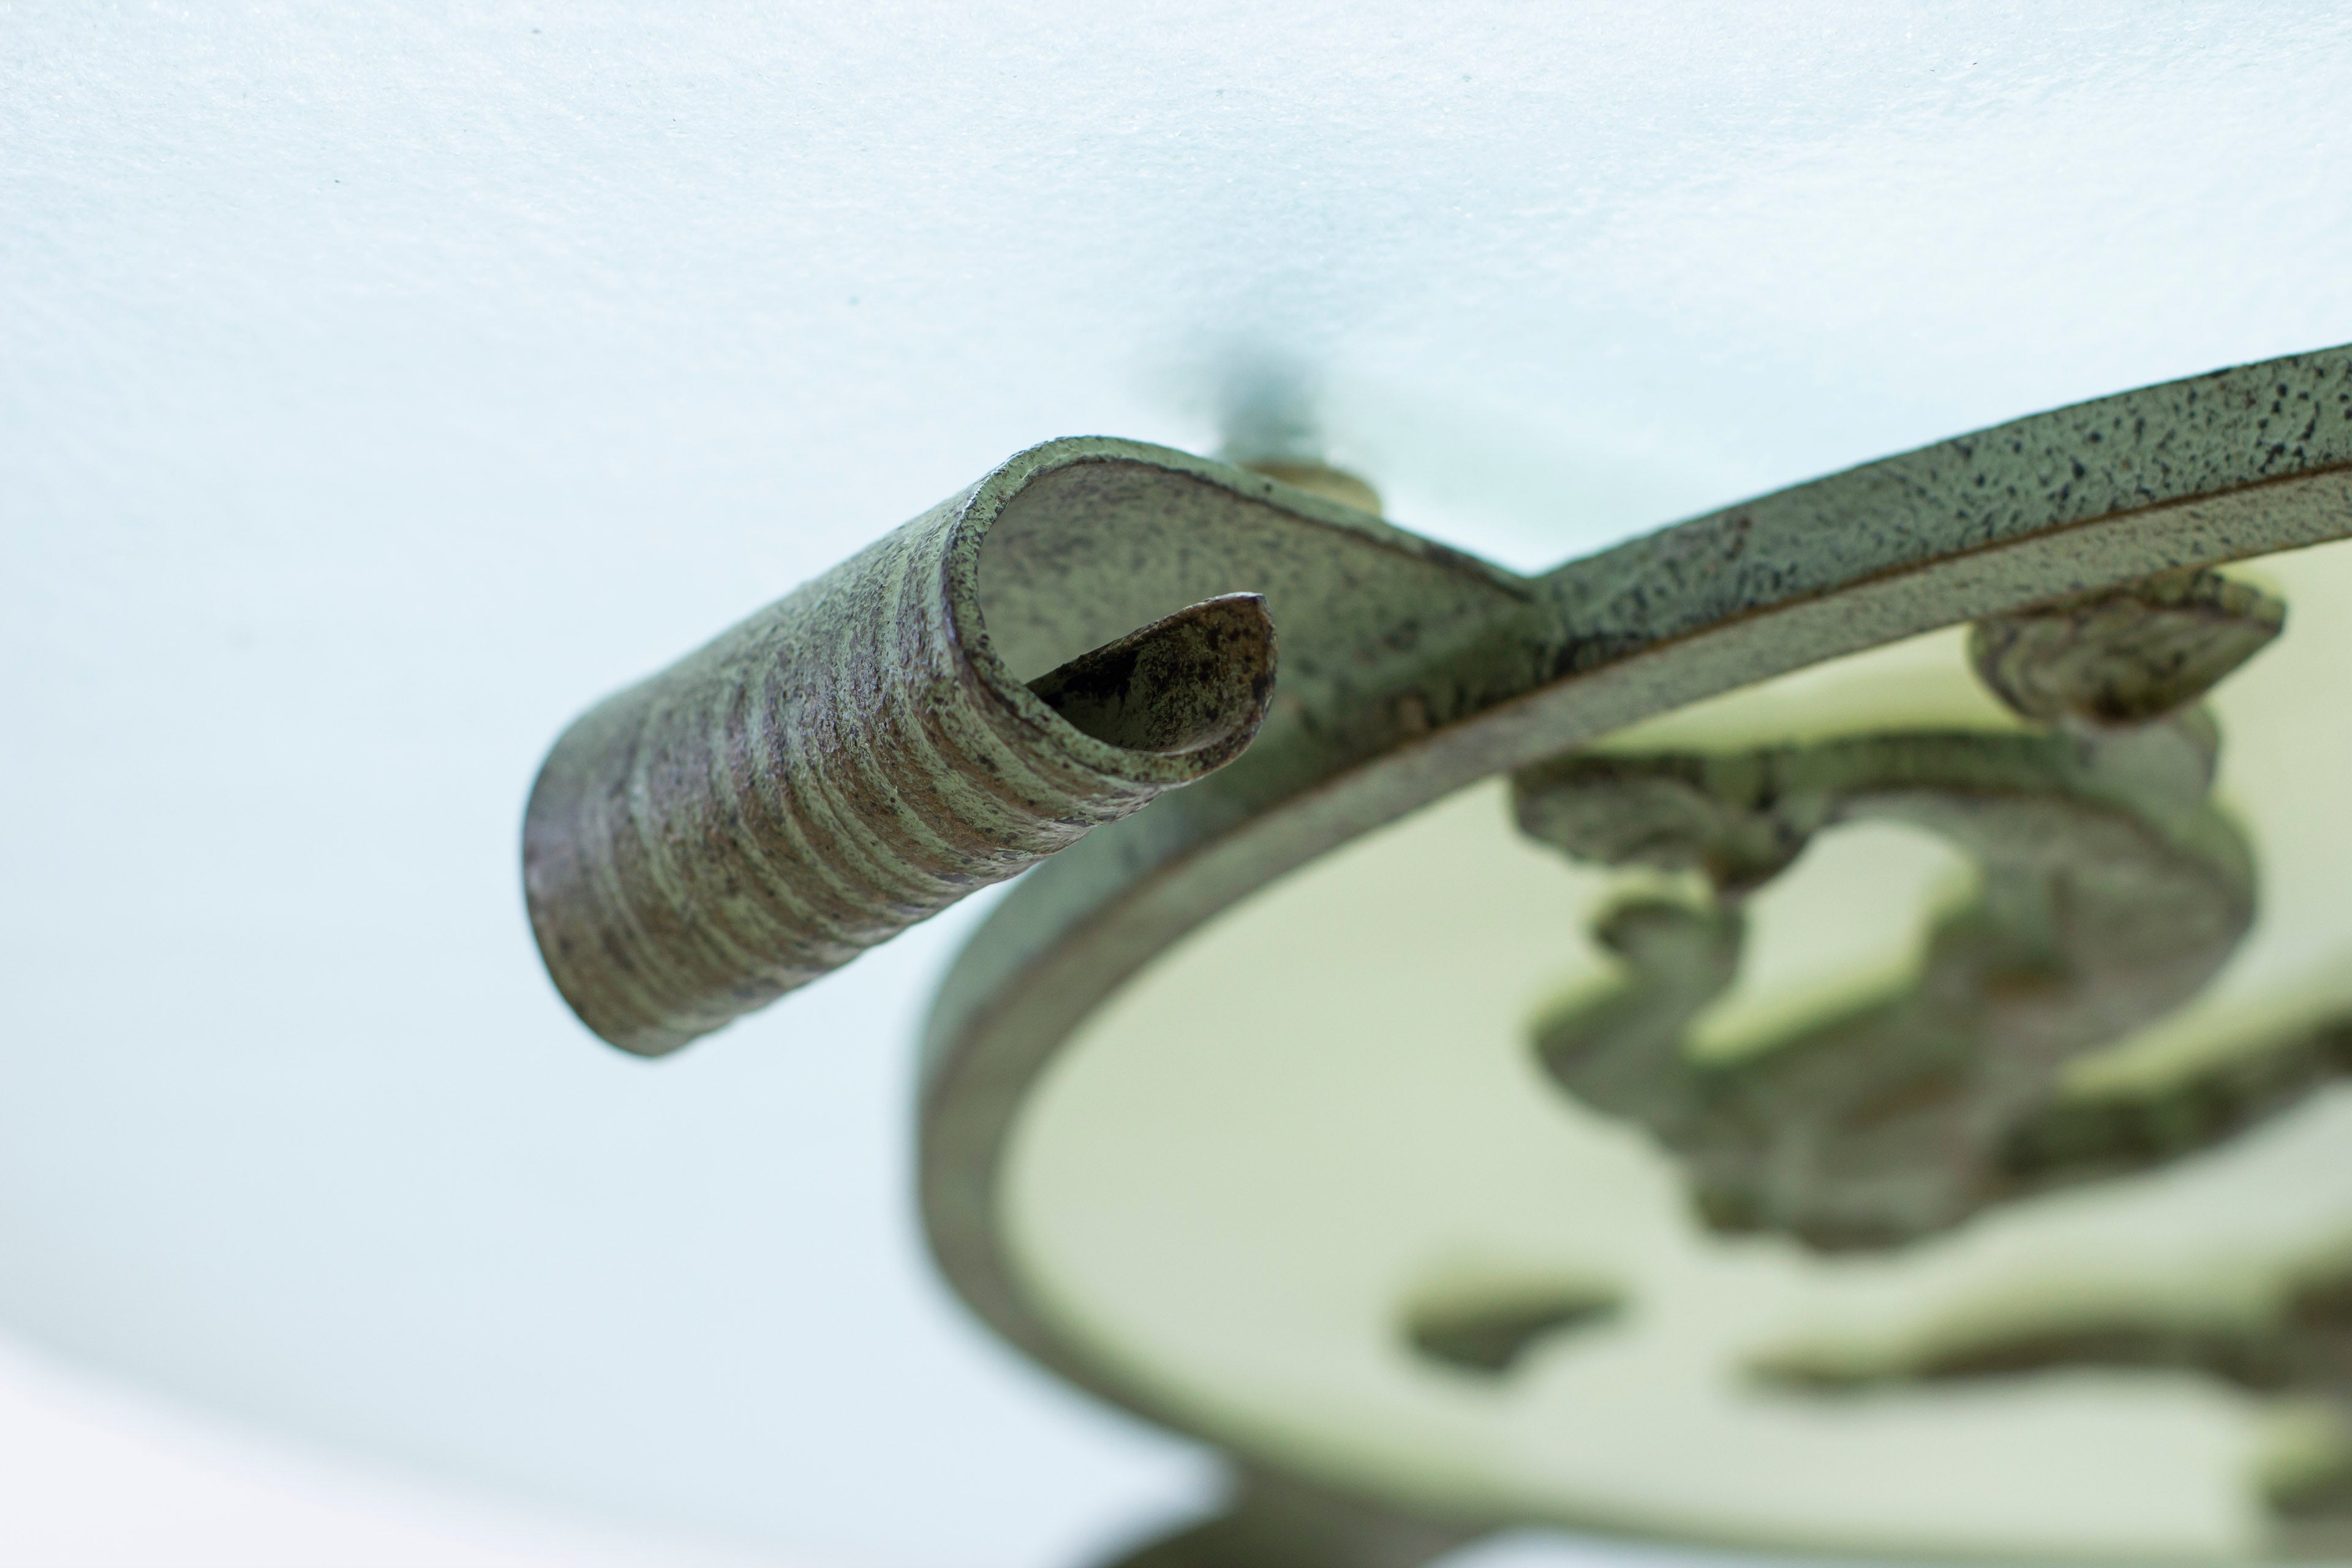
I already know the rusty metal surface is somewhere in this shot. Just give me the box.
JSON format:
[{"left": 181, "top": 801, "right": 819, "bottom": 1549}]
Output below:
[
  {"left": 917, "top": 347, "right": 2352, "bottom": 1565},
  {"left": 1515, "top": 573, "right": 2277, "bottom": 1253},
  {"left": 522, "top": 345, "right": 2352, "bottom": 1564},
  {"left": 521, "top": 461, "right": 1390, "bottom": 1055}
]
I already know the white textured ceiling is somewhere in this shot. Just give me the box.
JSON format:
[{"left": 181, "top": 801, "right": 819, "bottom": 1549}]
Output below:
[{"left": 7, "top": 4, "right": 2352, "bottom": 1566}]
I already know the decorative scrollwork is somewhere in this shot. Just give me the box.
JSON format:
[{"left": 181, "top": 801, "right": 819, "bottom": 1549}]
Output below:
[
  {"left": 1752, "top": 1255, "right": 2352, "bottom": 1554},
  {"left": 1970, "top": 568, "right": 2287, "bottom": 729},
  {"left": 1515, "top": 570, "right": 2288, "bottom": 1251}
]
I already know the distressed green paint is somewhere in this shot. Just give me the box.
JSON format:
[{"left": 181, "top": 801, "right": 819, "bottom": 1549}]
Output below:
[
  {"left": 929, "top": 350, "right": 2352, "bottom": 1568},
  {"left": 522, "top": 490, "right": 1282, "bottom": 1055},
  {"left": 522, "top": 345, "right": 2352, "bottom": 1566},
  {"left": 1519, "top": 698, "right": 2258, "bottom": 1253}
]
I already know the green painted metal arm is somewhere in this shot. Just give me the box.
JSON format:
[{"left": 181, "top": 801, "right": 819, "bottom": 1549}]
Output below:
[
  {"left": 522, "top": 351, "right": 2352, "bottom": 1068},
  {"left": 519, "top": 344, "right": 2352, "bottom": 1564}
]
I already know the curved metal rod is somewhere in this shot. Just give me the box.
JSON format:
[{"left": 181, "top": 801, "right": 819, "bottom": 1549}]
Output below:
[
  {"left": 519, "top": 454, "right": 1364, "bottom": 1054},
  {"left": 913, "top": 348, "right": 2352, "bottom": 1548},
  {"left": 1521, "top": 710, "right": 2255, "bottom": 1251},
  {"left": 521, "top": 345, "right": 2352, "bottom": 1555}
]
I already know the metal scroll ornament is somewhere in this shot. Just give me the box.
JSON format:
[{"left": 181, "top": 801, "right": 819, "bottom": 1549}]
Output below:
[
  {"left": 524, "top": 348, "right": 2352, "bottom": 1565},
  {"left": 1517, "top": 570, "right": 2278, "bottom": 1253}
]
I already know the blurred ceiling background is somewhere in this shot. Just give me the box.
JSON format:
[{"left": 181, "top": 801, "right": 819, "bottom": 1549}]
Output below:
[{"left": 6, "top": 2, "right": 2352, "bottom": 1564}]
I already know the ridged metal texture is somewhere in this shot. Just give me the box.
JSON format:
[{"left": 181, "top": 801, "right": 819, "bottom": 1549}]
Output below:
[
  {"left": 522, "top": 483, "right": 1276, "bottom": 1057},
  {"left": 517, "top": 347, "right": 2352, "bottom": 1561},
  {"left": 908, "top": 350, "right": 2352, "bottom": 1568}
]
